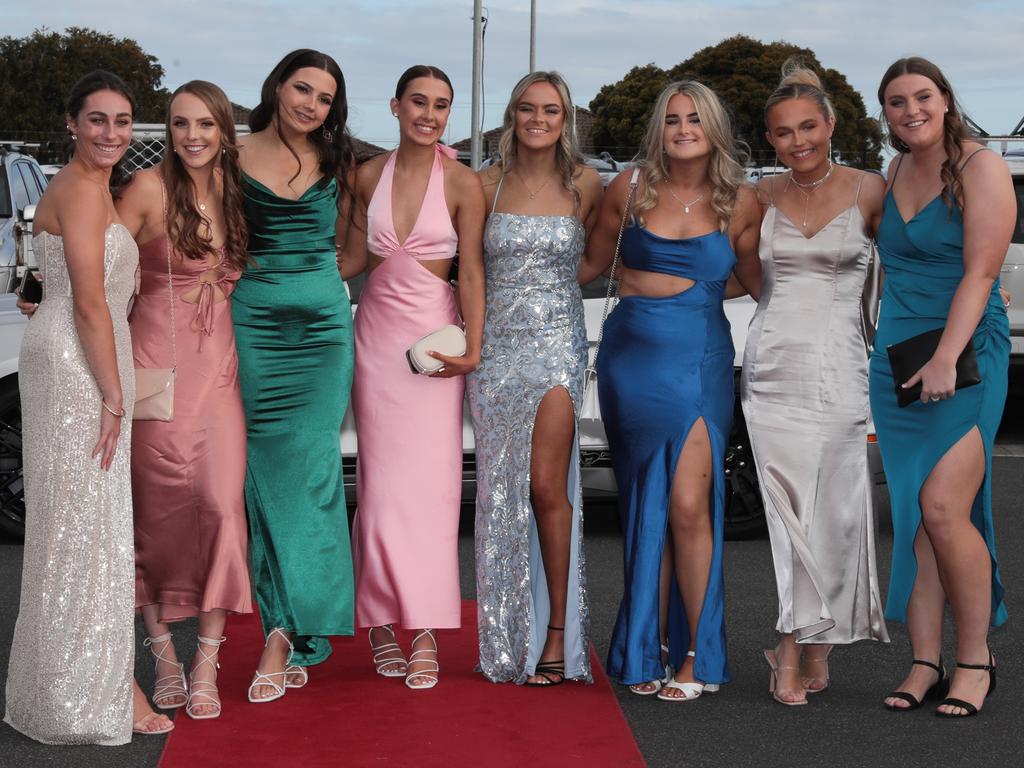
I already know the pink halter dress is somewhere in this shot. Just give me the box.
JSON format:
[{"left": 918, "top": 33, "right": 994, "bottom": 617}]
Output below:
[{"left": 352, "top": 145, "right": 463, "bottom": 629}]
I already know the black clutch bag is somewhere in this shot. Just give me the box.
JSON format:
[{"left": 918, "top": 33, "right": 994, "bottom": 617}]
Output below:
[{"left": 886, "top": 327, "right": 981, "bottom": 408}]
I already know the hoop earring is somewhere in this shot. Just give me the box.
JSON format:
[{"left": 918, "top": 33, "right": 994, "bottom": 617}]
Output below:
[{"left": 322, "top": 125, "right": 334, "bottom": 142}]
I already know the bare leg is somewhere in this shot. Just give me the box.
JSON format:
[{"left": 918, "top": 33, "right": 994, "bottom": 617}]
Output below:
[
  {"left": 526, "top": 387, "right": 575, "bottom": 684},
  {"left": 251, "top": 628, "right": 295, "bottom": 701},
  {"left": 189, "top": 609, "right": 227, "bottom": 717},
  {"left": 800, "top": 642, "right": 834, "bottom": 692},
  {"left": 406, "top": 629, "right": 439, "bottom": 688},
  {"left": 140, "top": 605, "right": 186, "bottom": 709},
  {"left": 771, "top": 633, "right": 806, "bottom": 704},
  {"left": 662, "top": 418, "right": 713, "bottom": 697},
  {"left": 132, "top": 678, "right": 173, "bottom": 734}
]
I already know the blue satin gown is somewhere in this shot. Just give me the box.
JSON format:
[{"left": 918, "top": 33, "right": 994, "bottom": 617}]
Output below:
[
  {"left": 869, "top": 189, "right": 1009, "bottom": 627},
  {"left": 599, "top": 225, "right": 736, "bottom": 686}
]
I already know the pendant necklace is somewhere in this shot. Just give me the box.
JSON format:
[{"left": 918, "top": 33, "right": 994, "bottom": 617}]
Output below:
[
  {"left": 516, "top": 170, "right": 555, "bottom": 200},
  {"left": 786, "top": 161, "right": 835, "bottom": 228},
  {"left": 663, "top": 180, "right": 706, "bottom": 214}
]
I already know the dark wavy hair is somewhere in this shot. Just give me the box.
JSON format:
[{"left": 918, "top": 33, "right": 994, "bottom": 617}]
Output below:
[
  {"left": 394, "top": 65, "right": 454, "bottom": 100},
  {"left": 64, "top": 70, "right": 136, "bottom": 193},
  {"left": 878, "top": 57, "right": 969, "bottom": 209},
  {"left": 249, "top": 49, "right": 355, "bottom": 198},
  {"left": 162, "top": 80, "right": 249, "bottom": 272}
]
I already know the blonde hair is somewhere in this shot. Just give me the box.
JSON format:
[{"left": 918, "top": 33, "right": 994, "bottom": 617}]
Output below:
[
  {"left": 497, "top": 71, "right": 583, "bottom": 209},
  {"left": 634, "top": 80, "right": 746, "bottom": 232},
  {"left": 765, "top": 58, "right": 836, "bottom": 125}
]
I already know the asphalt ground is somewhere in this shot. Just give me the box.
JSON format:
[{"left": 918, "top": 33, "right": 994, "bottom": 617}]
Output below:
[{"left": 1, "top": 384, "right": 1022, "bottom": 767}]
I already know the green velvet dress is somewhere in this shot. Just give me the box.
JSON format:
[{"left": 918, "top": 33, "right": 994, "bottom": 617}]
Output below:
[{"left": 232, "top": 172, "right": 354, "bottom": 665}]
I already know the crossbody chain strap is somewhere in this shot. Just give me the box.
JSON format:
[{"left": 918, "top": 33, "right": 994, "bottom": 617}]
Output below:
[
  {"left": 591, "top": 168, "right": 640, "bottom": 370},
  {"left": 159, "top": 176, "right": 177, "bottom": 372}
]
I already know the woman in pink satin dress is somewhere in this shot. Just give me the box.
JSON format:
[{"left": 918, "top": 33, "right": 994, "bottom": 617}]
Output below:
[
  {"left": 342, "top": 65, "right": 485, "bottom": 690},
  {"left": 117, "top": 81, "right": 251, "bottom": 720}
]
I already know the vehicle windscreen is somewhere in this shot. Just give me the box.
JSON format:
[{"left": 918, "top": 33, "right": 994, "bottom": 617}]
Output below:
[{"left": 0, "top": 168, "right": 11, "bottom": 218}]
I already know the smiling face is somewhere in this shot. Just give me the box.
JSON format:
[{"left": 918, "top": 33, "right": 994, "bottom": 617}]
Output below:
[
  {"left": 765, "top": 96, "right": 835, "bottom": 175},
  {"left": 67, "top": 89, "right": 133, "bottom": 170},
  {"left": 275, "top": 66, "right": 336, "bottom": 135},
  {"left": 514, "top": 81, "right": 565, "bottom": 152},
  {"left": 169, "top": 92, "right": 223, "bottom": 170},
  {"left": 662, "top": 93, "right": 709, "bottom": 162},
  {"left": 391, "top": 76, "right": 452, "bottom": 147},
  {"left": 883, "top": 73, "right": 949, "bottom": 152}
]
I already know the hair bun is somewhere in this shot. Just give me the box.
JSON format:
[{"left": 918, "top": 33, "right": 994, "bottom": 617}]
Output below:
[{"left": 780, "top": 58, "right": 826, "bottom": 93}]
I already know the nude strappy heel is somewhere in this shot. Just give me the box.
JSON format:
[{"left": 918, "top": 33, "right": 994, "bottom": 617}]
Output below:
[
  {"left": 143, "top": 632, "right": 188, "bottom": 710},
  {"left": 248, "top": 627, "right": 305, "bottom": 703},
  {"left": 764, "top": 647, "right": 807, "bottom": 706},
  {"left": 187, "top": 635, "right": 224, "bottom": 720}
]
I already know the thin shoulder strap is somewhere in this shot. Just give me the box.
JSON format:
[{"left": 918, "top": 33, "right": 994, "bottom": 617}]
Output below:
[
  {"left": 491, "top": 173, "right": 506, "bottom": 215},
  {"left": 960, "top": 146, "right": 990, "bottom": 171},
  {"left": 888, "top": 154, "right": 905, "bottom": 188},
  {"left": 628, "top": 166, "right": 641, "bottom": 226},
  {"left": 768, "top": 174, "right": 777, "bottom": 205},
  {"left": 854, "top": 171, "right": 867, "bottom": 205}
]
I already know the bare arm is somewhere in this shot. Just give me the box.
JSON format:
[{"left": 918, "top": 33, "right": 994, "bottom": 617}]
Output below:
[
  {"left": 339, "top": 164, "right": 371, "bottom": 281},
  {"left": 114, "top": 168, "right": 163, "bottom": 243},
  {"left": 902, "top": 150, "right": 1015, "bottom": 401},
  {"left": 579, "top": 168, "right": 634, "bottom": 285},
  {"left": 726, "top": 185, "right": 762, "bottom": 300}
]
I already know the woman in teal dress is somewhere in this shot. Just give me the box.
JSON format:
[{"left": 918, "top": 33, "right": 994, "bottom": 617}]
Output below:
[
  {"left": 233, "top": 49, "right": 356, "bottom": 703},
  {"left": 871, "top": 58, "right": 1014, "bottom": 718}
]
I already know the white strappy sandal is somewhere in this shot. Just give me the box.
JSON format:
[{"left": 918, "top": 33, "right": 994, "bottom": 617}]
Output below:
[
  {"left": 629, "top": 642, "right": 673, "bottom": 696},
  {"left": 404, "top": 629, "right": 439, "bottom": 690},
  {"left": 187, "top": 635, "right": 225, "bottom": 720},
  {"left": 144, "top": 632, "right": 188, "bottom": 710},
  {"left": 370, "top": 624, "right": 408, "bottom": 678},
  {"left": 248, "top": 627, "right": 306, "bottom": 703},
  {"left": 657, "top": 650, "right": 720, "bottom": 702}
]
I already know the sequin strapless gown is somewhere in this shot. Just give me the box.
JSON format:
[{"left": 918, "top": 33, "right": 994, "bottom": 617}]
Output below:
[
  {"left": 467, "top": 213, "right": 591, "bottom": 684},
  {"left": 5, "top": 224, "right": 138, "bottom": 745}
]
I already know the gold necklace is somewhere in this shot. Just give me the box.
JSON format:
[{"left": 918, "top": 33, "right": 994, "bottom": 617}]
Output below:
[
  {"left": 515, "top": 170, "right": 556, "bottom": 200},
  {"left": 663, "top": 179, "right": 707, "bottom": 214}
]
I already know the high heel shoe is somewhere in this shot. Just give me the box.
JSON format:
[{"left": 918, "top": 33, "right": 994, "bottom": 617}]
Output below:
[
  {"left": 764, "top": 647, "right": 807, "bottom": 706},
  {"left": 525, "top": 625, "right": 566, "bottom": 686},
  {"left": 370, "top": 624, "right": 407, "bottom": 678},
  {"left": 187, "top": 635, "right": 224, "bottom": 720},
  {"left": 405, "top": 629, "right": 439, "bottom": 690},
  {"left": 143, "top": 632, "right": 188, "bottom": 710},
  {"left": 884, "top": 658, "right": 949, "bottom": 711},
  {"left": 935, "top": 650, "right": 996, "bottom": 718},
  {"left": 248, "top": 627, "right": 303, "bottom": 703},
  {"left": 629, "top": 641, "right": 672, "bottom": 696},
  {"left": 801, "top": 645, "right": 833, "bottom": 694},
  {"left": 132, "top": 711, "right": 174, "bottom": 736},
  {"left": 657, "top": 650, "right": 720, "bottom": 702}
]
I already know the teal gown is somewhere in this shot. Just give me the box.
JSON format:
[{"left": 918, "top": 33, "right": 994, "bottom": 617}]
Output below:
[
  {"left": 232, "top": 173, "right": 355, "bottom": 664},
  {"left": 869, "top": 187, "right": 1009, "bottom": 628}
]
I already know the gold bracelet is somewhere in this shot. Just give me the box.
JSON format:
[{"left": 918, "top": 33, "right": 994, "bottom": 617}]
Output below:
[{"left": 101, "top": 399, "right": 126, "bottom": 418}]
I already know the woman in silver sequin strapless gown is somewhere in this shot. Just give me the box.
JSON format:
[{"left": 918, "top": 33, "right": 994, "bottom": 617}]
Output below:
[
  {"left": 4, "top": 74, "right": 170, "bottom": 744},
  {"left": 467, "top": 72, "right": 603, "bottom": 684}
]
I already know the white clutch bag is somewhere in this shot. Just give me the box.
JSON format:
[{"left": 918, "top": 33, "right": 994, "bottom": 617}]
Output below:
[{"left": 406, "top": 324, "right": 466, "bottom": 374}]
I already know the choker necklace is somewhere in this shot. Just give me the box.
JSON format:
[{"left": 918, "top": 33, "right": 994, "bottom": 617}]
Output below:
[
  {"left": 789, "top": 160, "right": 834, "bottom": 191},
  {"left": 516, "top": 170, "right": 556, "bottom": 200},
  {"left": 663, "top": 180, "right": 706, "bottom": 214}
]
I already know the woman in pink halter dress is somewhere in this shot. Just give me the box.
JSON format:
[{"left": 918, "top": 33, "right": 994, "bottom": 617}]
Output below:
[{"left": 343, "top": 65, "right": 485, "bottom": 690}]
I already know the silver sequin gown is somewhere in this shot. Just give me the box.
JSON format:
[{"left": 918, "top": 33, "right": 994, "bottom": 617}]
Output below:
[
  {"left": 4, "top": 224, "right": 138, "bottom": 745},
  {"left": 467, "top": 211, "right": 592, "bottom": 683},
  {"left": 740, "top": 178, "right": 888, "bottom": 645}
]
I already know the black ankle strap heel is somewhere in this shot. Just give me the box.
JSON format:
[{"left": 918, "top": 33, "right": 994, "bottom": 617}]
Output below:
[
  {"left": 935, "top": 651, "right": 996, "bottom": 718},
  {"left": 884, "top": 657, "right": 948, "bottom": 712}
]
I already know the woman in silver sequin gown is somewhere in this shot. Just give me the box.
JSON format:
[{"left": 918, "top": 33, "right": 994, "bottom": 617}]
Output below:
[
  {"left": 4, "top": 73, "right": 172, "bottom": 744},
  {"left": 467, "top": 72, "right": 603, "bottom": 684}
]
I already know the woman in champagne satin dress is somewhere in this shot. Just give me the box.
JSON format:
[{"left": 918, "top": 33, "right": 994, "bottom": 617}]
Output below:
[{"left": 740, "top": 63, "right": 889, "bottom": 707}]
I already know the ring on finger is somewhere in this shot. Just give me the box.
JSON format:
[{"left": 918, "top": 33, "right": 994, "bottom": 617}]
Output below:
[{"left": 929, "top": 395, "right": 941, "bottom": 402}]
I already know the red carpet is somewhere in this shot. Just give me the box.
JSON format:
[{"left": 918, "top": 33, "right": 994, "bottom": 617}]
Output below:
[{"left": 157, "top": 601, "right": 645, "bottom": 768}]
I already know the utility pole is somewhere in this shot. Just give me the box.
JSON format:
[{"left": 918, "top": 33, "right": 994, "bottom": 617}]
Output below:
[
  {"left": 529, "top": 0, "right": 537, "bottom": 73},
  {"left": 470, "top": 0, "right": 484, "bottom": 170}
]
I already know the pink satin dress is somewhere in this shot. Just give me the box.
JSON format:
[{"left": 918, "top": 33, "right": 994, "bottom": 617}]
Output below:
[
  {"left": 130, "top": 234, "right": 252, "bottom": 622},
  {"left": 352, "top": 145, "right": 463, "bottom": 629}
]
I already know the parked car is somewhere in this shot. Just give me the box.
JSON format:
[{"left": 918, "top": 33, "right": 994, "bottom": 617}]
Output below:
[
  {"left": 1000, "top": 151, "right": 1024, "bottom": 366},
  {"left": 0, "top": 145, "right": 48, "bottom": 293},
  {"left": 0, "top": 293, "right": 26, "bottom": 538}
]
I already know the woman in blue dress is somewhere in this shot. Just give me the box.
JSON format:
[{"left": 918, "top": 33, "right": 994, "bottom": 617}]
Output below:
[
  {"left": 872, "top": 58, "right": 1014, "bottom": 718},
  {"left": 582, "top": 81, "right": 760, "bottom": 701}
]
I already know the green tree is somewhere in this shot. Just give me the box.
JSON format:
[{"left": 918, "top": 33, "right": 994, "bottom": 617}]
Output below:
[
  {"left": 590, "top": 36, "right": 882, "bottom": 169},
  {"left": 0, "top": 27, "right": 169, "bottom": 136}
]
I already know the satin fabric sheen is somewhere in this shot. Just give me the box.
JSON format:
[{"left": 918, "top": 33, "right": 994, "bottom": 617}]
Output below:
[
  {"left": 600, "top": 226, "right": 734, "bottom": 686},
  {"left": 741, "top": 195, "right": 888, "bottom": 645},
  {"left": 352, "top": 146, "right": 463, "bottom": 629},
  {"left": 869, "top": 190, "right": 1009, "bottom": 626},
  {"left": 131, "top": 234, "right": 251, "bottom": 622},
  {"left": 232, "top": 174, "right": 355, "bottom": 663}
]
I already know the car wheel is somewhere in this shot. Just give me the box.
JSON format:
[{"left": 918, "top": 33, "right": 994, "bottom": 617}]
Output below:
[
  {"left": 0, "top": 375, "right": 25, "bottom": 541},
  {"left": 723, "top": 405, "right": 766, "bottom": 540}
]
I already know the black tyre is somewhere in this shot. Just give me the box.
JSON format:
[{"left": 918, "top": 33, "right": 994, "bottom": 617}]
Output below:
[
  {"left": 0, "top": 375, "right": 25, "bottom": 541},
  {"left": 723, "top": 398, "right": 766, "bottom": 540}
]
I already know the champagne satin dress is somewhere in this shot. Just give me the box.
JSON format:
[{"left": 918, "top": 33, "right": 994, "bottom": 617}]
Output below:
[
  {"left": 232, "top": 174, "right": 355, "bottom": 664},
  {"left": 741, "top": 176, "right": 888, "bottom": 645},
  {"left": 5, "top": 224, "right": 137, "bottom": 745}
]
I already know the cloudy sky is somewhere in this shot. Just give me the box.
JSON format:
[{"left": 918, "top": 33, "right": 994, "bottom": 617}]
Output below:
[{"left": 6, "top": 1, "right": 1024, "bottom": 151}]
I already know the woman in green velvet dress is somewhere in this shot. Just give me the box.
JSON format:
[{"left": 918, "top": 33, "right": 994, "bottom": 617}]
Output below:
[{"left": 232, "top": 49, "right": 356, "bottom": 703}]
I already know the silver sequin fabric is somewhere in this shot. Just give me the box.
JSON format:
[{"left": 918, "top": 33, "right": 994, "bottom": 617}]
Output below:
[
  {"left": 467, "top": 213, "right": 592, "bottom": 683},
  {"left": 4, "top": 224, "right": 138, "bottom": 745}
]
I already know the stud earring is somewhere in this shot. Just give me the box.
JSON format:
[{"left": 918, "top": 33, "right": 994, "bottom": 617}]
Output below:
[{"left": 71, "top": 134, "right": 77, "bottom": 141}]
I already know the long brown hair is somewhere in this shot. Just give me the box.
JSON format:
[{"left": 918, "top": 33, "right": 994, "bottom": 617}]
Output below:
[
  {"left": 65, "top": 70, "right": 136, "bottom": 194},
  {"left": 878, "top": 57, "right": 969, "bottom": 209},
  {"left": 162, "top": 80, "right": 248, "bottom": 271}
]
